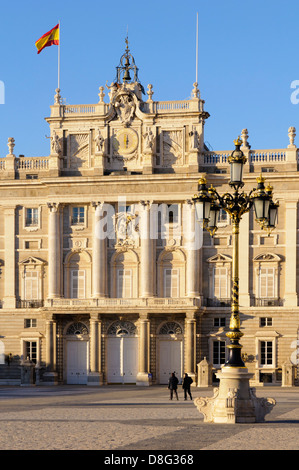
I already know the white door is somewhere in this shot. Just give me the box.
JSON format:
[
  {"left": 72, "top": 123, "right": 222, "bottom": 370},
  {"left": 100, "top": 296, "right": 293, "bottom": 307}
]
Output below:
[
  {"left": 107, "top": 336, "right": 138, "bottom": 384},
  {"left": 123, "top": 337, "right": 138, "bottom": 383},
  {"left": 67, "top": 341, "right": 88, "bottom": 384},
  {"left": 159, "top": 340, "right": 182, "bottom": 384}
]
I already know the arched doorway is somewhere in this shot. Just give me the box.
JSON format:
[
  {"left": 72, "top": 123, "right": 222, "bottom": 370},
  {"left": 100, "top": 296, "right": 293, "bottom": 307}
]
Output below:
[
  {"left": 157, "top": 321, "right": 183, "bottom": 384},
  {"left": 107, "top": 321, "right": 138, "bottom": 384},
  {"left": 65, "top": 322, "right": 89, "bottom": 385}
]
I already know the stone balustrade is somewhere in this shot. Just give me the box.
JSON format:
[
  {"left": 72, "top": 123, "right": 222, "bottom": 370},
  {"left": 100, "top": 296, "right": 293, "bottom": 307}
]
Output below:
[{"left": 44, "top": 297, "right": 201, "bottom": 308}]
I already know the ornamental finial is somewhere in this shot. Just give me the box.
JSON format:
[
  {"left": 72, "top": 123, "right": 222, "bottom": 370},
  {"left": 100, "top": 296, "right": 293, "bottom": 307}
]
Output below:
[
  {"left": 233, "top": 136, "right": 242, "bottom": 146},
  {"left": 256, "top": 174, "right": 265, "bottom": 184}
]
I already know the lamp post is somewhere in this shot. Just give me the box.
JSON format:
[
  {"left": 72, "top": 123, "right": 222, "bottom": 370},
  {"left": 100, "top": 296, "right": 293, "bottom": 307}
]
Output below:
[{"left": 193, "top": 138, "right": 277, "bottom": 423}]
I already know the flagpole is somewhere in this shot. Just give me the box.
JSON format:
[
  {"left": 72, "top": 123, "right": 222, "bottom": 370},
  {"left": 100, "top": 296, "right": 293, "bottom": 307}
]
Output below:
[
  {"left": 58, "top": 20, "right": 61, "bottom": 90},
  {"left": 196, "top": 12, "right": 198, "bottom": 85}
]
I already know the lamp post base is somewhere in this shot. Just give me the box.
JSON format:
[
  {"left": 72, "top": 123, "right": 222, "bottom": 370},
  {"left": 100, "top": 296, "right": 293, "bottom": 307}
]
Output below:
[{"left": 194, "top": 366, "right": 276, "bottom": 423}]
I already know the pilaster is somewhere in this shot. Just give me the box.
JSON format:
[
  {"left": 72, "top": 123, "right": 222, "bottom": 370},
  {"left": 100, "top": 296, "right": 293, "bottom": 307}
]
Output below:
[
  {"left": 88, "top": 314, "right": 103, "bottom": 386},
  {"left": 3, "top": 206, "right": 16, "bottom": 308},
  {"left": 285, "top": 201, "right": 298, "bottom": 306},
  {"left": 137, "top": 314, "right": 151, "bottom": 386},
  {"left": 47, "top": 203, "right": 61, "bottom": 299},
  {"left": 140, "top": 201, "right": 154, "bottom": 298},
  {"left": 239, "top": 211, "right": 251, "bottom": 307},
  {"left": 91, "top": 202, "right": 107, "bottom": 298},
  {"left": 185, "top": 313, "right": 197, "bottom": 383}
]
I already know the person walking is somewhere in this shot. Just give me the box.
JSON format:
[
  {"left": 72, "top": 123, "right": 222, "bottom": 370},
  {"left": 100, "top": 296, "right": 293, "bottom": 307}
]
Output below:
[
  {"left": 182, "top": 373, "right": 193, "bottom": 400},
  {"left": 168, "top": 372, "right": 179, "bottom": 400}
]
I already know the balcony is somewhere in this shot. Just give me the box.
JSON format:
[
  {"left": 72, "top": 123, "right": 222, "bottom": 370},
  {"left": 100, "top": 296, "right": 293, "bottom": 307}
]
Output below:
[
  {"left": 44, "top": 297, "right": 201, "bottom": 308},
  {"left": 254, "top": 298, "right": 283, "bottom": 307},
  {"left": 205, "top": 298, "right": 231, "bottom": 307},
  {"left": 17, "top": 300, "right": 44, "bottom": 309}
]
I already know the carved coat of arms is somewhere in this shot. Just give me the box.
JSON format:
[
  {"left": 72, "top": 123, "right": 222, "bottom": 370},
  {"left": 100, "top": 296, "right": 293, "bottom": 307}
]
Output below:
[{"left": 114, "top": 93, "right": 135, "bottom": 127}]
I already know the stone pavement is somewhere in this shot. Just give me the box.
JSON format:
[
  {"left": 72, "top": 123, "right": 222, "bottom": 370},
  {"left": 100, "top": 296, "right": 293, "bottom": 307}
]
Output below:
[{"left": 0, "top": 385, "right": 298, "bottom": 451}]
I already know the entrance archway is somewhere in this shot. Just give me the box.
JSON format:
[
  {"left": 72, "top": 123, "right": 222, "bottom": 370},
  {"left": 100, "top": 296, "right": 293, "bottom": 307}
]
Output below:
[
  {"left": 157, "top": 321, "right": 183, "bottom": 384},
  {"left": 65, "top": 322, "right": 89, "bottom": 385},
  {"left": 107, "top": 321, "right": 138, "bottom": 384}
]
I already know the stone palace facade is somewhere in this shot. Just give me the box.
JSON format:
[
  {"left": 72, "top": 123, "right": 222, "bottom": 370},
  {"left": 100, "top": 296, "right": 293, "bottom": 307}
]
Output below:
[{"left": 0, "top": 42, "right": 298, "bottom": 387}]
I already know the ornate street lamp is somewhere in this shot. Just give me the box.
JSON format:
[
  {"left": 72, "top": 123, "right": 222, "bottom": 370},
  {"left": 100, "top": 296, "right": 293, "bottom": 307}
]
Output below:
[
  {"left": 193, "top": 177, "right": 212, "bottom": 223},
  {"left": 193, "top": 138, "right": 277, "bottom": 423}
]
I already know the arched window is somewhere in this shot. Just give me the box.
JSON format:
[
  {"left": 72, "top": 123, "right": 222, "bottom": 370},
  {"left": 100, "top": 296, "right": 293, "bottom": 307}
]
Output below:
[
  {"left": 111, "top": 250, "right": 139, "bottom": 298},
  {"left": 107, "top": 321, "right": 137, "bottom": 336},
  {"left": 64, "top": 250, "right": 91, "bottom": 299},
  {"left": 159, "top": 321, "right": 183, "bottom": 335},
  {"left": 66, "top": 322, "right": 89, "bottom": 336},
  {"left": 158, "top": 249, "right": 186, "bottom": 298}
]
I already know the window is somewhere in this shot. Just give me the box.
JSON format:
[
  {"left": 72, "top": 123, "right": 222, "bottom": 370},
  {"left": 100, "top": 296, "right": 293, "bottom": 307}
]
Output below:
[
  {"left": 213, "top": 340, "right": 226, "bottom": 366},
  {"left": 260, "top": 317, "right": 273, "bottom": 327},
  {"left": 117, "top": 269, "right": 132, "bottom": 298},
  {"left": 213, "top": 267, "right": 228, "bottom": 299},
  {"left": 259, "top": 267, "right": 275, "bottom": 298},
  {"left": 70, "top": 270, "right": 85, "bottom": 298},
  {"left": 214, "top": 317, "right": 226, "bottom": 327},
  {"left": 24, "top": 319, "right": 37, "bottom": 328},
  {"left": 72, "top": 207, "right": 85, "bottom": 225},
  {"left": 164, "top": 268, "right": 179, "bottom": 297},
  {"left": 167, "top": 204, "right": 179, "bottom": 225},
  {"left": 261, "top": 167, "right": 275, "bottom": 173},
  {"left": 260, "top": 341, "right": 273, "bottom": 366},
  {"left": 24, "top": 271, "right": 39, "bottom": 300},
  {"left": 26, "top": 174, "right": 38, "bottom": 180},
  {"left": 218, "top": 209, "right": 228, "bottom": 224},
  {"left": 25, "top": 208, "right": 38, "bottom": 227},
  {"left": 25, "top": 341, "right": 37, "bottom": 363}
]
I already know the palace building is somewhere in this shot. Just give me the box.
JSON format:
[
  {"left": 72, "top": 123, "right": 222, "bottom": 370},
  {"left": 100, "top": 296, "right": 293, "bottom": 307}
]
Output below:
[{"left": 0, "top": 40, "right": 298, "bottom": 387}]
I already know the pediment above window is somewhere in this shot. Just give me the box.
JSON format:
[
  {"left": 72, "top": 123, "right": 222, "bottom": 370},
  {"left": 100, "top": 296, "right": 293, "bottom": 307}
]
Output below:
[
  {"left": 207, "top": 253, "right": 232, "bottom": 263},
  {"left": 253, "top": 253, "right": 281, "bottom": 262},
  {"left": 19, "top": 256, "right": 46, "bottom": 266}
]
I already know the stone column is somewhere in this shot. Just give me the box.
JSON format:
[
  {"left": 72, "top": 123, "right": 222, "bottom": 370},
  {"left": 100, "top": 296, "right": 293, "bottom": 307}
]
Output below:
[
  {"left": 239, "top": 211, "right": 250, "bottom": 307},
  {"left": 137, "top": 314, "right": 151, "bottom": 386},
  {"left": 47, "top": 203, "right": 60, "bottom": 298},
  {"left": 185, "top": 201, "right": 199, "bottom": 298},
  {"left": 285, "top": 201, "right": 298, "bottom": 306},
  {"left": 185, "top": 313, "right": 196, "bottom": 383},
  {"left": 43, "top": 315, "right": 58, "bottom": 385},
  {"left": 140, "top": 201, "right": 154, "bottom": 298},
  {"left": 88, "top": 314, "right": 103, "bottom": 386},
  {"left": 3, "top": 206, "right": 16, "bottom": 308},
  {"left": 92, "top": 202, "right": 107, "bottom": 298}
]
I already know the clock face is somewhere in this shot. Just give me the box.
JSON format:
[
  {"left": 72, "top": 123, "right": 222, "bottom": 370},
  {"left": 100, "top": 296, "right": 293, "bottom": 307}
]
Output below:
[{"left": 113, "top": 128, "right": 138, "bottom": 155}]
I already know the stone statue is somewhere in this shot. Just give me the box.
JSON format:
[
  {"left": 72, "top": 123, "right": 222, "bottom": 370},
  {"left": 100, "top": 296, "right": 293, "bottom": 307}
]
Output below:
[
  {"left": 51, "top": 131, "right": 61, "bottom": 155},
  {"left": 95, "top": 129, "right": 104, "bottom": 153},
  {"left": 189, "top": 126, "right": 200, "bottom": 150},
  {"left": 144, "top": 128, "right": 155, "bottom": 151},
  {"left": 106, "top": 82, "right": 118, "bottom": 102}
]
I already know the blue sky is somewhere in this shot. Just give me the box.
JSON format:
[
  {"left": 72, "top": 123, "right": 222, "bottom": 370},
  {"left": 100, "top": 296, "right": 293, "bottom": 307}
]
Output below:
[{"left": 0, "top": 0, "right": 298, "bottom": 157}]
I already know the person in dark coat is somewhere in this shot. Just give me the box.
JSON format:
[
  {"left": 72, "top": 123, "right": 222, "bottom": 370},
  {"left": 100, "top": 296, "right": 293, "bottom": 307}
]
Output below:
[
  {"left": 182, "top": 373, "right": 193, "bottom": 400},
  {"left": 168, "top": 372, "right": 179, "bottom": 400}
]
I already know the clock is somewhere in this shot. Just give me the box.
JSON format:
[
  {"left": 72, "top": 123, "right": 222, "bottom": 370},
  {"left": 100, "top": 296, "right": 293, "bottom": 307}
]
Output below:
[{"left": 113, "top": 128, "right": 138, "bottom": 155}]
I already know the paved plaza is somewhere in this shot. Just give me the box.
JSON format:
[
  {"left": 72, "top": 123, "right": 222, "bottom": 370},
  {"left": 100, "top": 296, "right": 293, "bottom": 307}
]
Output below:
[{"left": 0, "top": 385, "right": 299, "bottom": 452}]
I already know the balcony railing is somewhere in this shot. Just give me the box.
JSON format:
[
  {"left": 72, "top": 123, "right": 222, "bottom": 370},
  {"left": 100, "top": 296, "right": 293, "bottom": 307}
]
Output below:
[
  {"left": 205, "top": 298, "right": 231, "bottom": 307},
  {"left": 254, "top": 298, "right": 283, "bottom": 307},
  {"left": 202, "top": 149, "right": 287, "bottom": 166},
  {"left": 44, "top": 297, "right": 201, "bottom": 308},
  {"left": 17, "top": 300, "right": 44, "bottom": 308}
]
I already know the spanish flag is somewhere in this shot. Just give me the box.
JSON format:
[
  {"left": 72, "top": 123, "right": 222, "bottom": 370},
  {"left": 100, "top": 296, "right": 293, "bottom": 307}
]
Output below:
[{"left": 35, "top": 24, "right": 60, "bottom": 54}]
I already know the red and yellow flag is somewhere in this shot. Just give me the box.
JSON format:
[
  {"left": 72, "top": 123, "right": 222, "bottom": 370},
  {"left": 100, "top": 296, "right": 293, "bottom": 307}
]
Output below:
[{"left": 35, "top": 24, "right": 59, "bottom": 54}]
